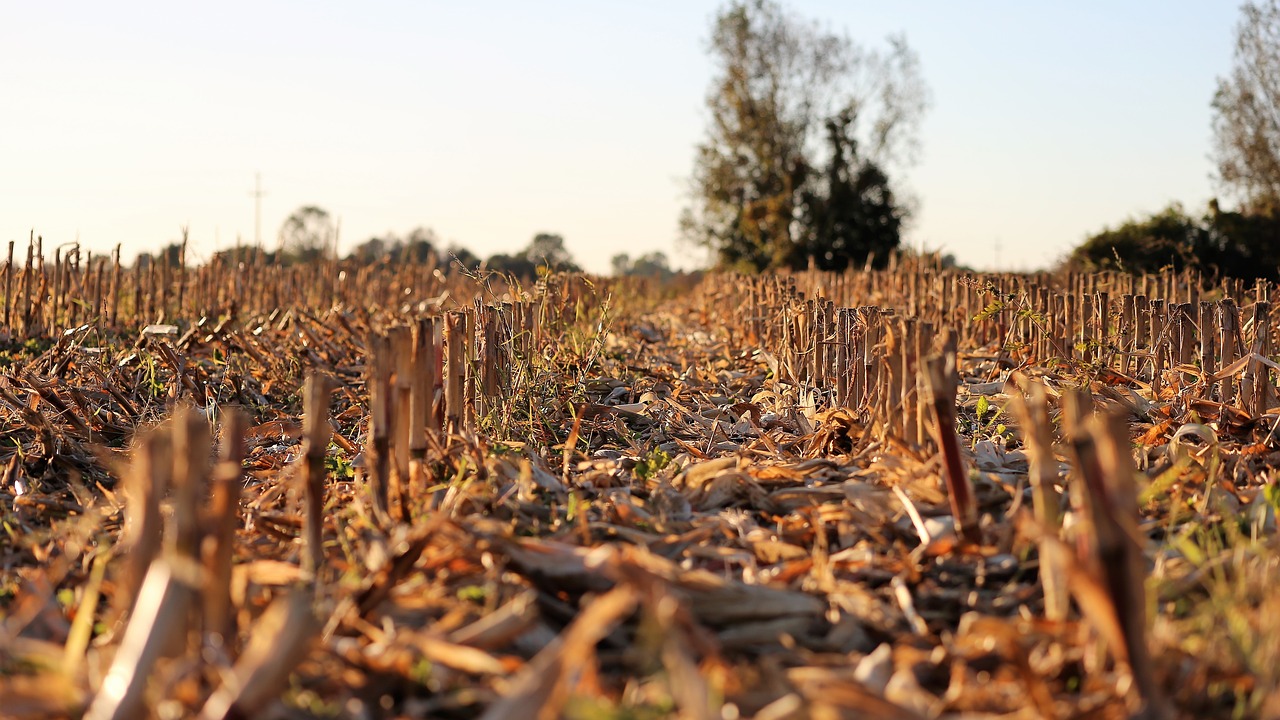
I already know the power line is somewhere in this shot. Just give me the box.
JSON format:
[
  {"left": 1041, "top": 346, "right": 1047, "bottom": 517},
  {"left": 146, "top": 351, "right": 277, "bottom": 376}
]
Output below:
[{"left": 249, "top": 173, "right": 267, "bottom": 248}]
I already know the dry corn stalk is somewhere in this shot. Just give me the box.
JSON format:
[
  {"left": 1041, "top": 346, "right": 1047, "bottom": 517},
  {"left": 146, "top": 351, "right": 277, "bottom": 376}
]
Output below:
[
  {"left": 1009, "top": 375, "right": 1069, "bottom": 622},
  {"left": 924, "top": 353, "right": 980, "bottom": 545},
  {"left": 198, "top": 589, "right": 319, "bottom": 720},
  {"left": 301, "top": 374, "right": 334, "bottom": 575}
]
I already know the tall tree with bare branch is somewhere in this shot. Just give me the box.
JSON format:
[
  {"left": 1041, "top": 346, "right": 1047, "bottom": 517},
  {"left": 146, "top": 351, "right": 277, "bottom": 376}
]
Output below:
[
  {"left": 1213, "top": 0, "right": 1280, "bottom": 213},
  {"left": 682, "top": 0, "right": 927, "bottom": 272}
]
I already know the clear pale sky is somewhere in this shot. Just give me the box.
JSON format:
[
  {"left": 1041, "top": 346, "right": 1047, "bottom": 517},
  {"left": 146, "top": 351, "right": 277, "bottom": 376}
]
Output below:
[{"left": 1, "top": 1, "right": 1241, "bottom": 273}]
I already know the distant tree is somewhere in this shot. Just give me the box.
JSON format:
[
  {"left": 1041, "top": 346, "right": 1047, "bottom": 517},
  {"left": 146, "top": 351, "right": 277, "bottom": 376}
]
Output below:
[
  {"left": 797, "top": 109, "right": 903, "bottom": 270},
  {"left": 1212, "top": 0, "right": 1280, "bottom": 213},
  {"left": 214, "top": 245, "right": 275, "bottom": 266},
  {"left": 444, "top": 244, "right": 482, "bottom": 272},
  {"left": 524, "top": 233, "right": 580, "bottom": 271},
  {"left": 348, "top": 226, "right": 441, "bottom": 265},
  {"left": 612, "top": 251, "right": 673, "bottom": 277},
  {"left": 349, "top": 235, "right": 390, "bottom": 264},
  {"left": 158, "top": 241, "right": 185, "bottom": 268},
  {"left": 487, "top": 233, "right": 581, "bottom": 278},
  {"left": 682, "top": 0, "right": 927, "bottom": 272},
  {"left": 398, "top": 227, "right": 438, "bottom": 263},
  {"left": 1068, "top": 204, "right": 1204, "bottom": 274},
  {"left": 278, "top": 206, "right": 335, "bottom": 263},
  {"left": 485, "top": 252, "right": 537, "bottom": 278},
  {"left": 134, "top": 242, "right": 185, "bottom": 270},
  {"left": 1067, "top": 201, "right": 1280, "bottom": 280},
  {"left": 1202, "top": 201, "right": 1280, "bottom": 279}
]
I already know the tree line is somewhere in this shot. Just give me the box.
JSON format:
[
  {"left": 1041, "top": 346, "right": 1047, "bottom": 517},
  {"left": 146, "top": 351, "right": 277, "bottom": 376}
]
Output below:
[
  {"left": 273, "top": 206, "right": 588, "bottom": 277},
  {"left": 1069, "top": 0, "right": 1280, "bottom": 281},
  {"left": 137, "top": 1, "right": 1280, "bottom": 281},
  {"left": 235, "top": 205, "right": 676, "bottom": 279},
  {"left": 685, "top": 0, "right": 1280, "bottom": 282},
  {"left": 136, "top": 206, "right": 677, "bottom": 279},
  {"left": 252, "top": 0, "right": 923, "bottom": 279},
  {"left": 681, "top": 0, "right": 927, "bottom": 273}
]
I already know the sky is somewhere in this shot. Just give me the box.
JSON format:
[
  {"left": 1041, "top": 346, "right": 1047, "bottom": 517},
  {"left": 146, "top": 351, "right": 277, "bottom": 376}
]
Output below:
[{"left": 0, "top": 1, "right": 1244, "bottom": 273}]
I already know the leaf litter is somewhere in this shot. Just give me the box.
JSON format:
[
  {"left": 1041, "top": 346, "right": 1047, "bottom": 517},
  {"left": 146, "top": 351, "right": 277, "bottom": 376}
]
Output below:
[{"left": 0, "top": 256, "right": 1278, "bottom": 717}]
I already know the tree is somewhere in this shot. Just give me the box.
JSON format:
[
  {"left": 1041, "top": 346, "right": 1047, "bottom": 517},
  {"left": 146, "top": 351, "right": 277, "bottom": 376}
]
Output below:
[
  {"left": 1212, "top": 1, "right": 1280, "bottom": 213},
  {"left": 278, "top": 206, "right": 335, "bottom": 263},
  {"left": 1067, "top": 204, "right": 1204, "bottom": 274},
  {"left": 797, "top": 109, "right": 902, "bottom": 270},
  {"left": 524, "top": 233, "right": 580, "bottom": 271},
  {"left": 484, "top": 252, "right": 537, "bottom": 278},
  {"left": 612, "top": 251, "right": 673, "bottom": 277},
  {"left": 681, "top": 0, "right": 927, "bottom": 272},
  {"left": 1067, "top": 201, "right": 1280, "bottom": 281},
  {"left": 397, "top": 227, "right": 439, "bottom": 263},
  {"left": 158, "top": 241, "right": 185, "bottom": 268},
  {"left": 349, "top": 235, "right": 389, "bottom": 264},
  {"left": 349, "top": 227, "right": 442, "bottom": 265},
  {"left": 214, "top": 245, "right": 276, "bottom": 266},
  {"left": 1201, "top": 201, "right": 1280, "bottom": 279},
  {"left": 444, "top": 243, "right": 482, "bottom": 272},
  {"left": 487, "top": 233, "right": 580, "bottom": 278}
]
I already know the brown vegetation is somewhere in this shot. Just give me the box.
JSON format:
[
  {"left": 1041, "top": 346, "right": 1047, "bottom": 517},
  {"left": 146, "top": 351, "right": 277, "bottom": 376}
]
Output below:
[{"left": 1, "top": 242, "right": 1279, "bottom": 718}]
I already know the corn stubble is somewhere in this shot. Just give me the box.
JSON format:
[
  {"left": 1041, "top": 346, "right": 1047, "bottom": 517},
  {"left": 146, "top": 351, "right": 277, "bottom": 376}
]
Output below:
[{"left": 0, "top": 245, "right": 1278, "bottom": 717}]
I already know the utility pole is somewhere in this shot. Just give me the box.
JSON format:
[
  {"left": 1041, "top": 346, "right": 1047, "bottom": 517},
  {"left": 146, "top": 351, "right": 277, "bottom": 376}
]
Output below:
[{"left": 249, "top": 173, "right": 267, "bottom": 248}]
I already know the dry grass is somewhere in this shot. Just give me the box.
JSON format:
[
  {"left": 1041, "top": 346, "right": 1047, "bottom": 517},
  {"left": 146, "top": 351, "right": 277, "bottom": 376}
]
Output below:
[{"left": 0, "top": 246, "right": 1278, "bottom": 718}]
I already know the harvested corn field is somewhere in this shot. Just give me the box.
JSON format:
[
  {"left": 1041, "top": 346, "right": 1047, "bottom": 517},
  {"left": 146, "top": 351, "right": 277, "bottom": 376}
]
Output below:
[{"left": 2, "top": 247, "right": 1280, "bottom": 719}]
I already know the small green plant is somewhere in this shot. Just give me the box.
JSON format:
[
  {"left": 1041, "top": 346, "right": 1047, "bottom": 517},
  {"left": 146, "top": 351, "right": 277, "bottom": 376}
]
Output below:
[
  {"left": 140, "top": 353, "right": 166, "bottom": 398},
  {"left": 971, "top": 395, "right": 1013, "bottom": 446},
  {"left": 324, "top": 447, "right": 354, "bottom": 481},
  {"left": 1264, "top": 478, "right": 1280, "bottom": 514},
  {"left": 975, "top": 395, "right": 994, "bottom": 425},
  {"left": 566, "top": 490, "right": 583, "bottom": 522},
  {"left": 634, "top": 447, "right": 670, "bottom": 481},
  {"left": 410, "top": 658, "right": 433, "bottom": 686},
  {"left": 973, "top": 298, "right": 1006, "bottom": 323}
]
